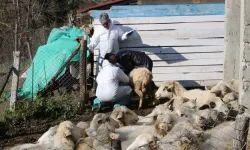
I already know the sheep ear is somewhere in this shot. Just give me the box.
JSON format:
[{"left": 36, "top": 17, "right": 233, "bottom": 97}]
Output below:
[
  {"left": 65, "top": 129, "right": 71, "bottom": 137},
  {"left": 97, "top": 119, "right": 103, "bottom": 124},
  {"left": 183, "top": 97, "right": 190, "bottom": 103},
  {"left": 153, "top": 115, "right": 157, "bottom": 121},
  {"left": 109, "top": 133, "right": 119, "bottom": 139},
  {"left": 117, "top": 112, "right": 123, "bottom": 119},
  {"left": 209, "top": 102, "right": 216, "bottom": 109},
  {"left": 167, "top": 98, "right": 174, "bottom": 110},
  {"left": 199, "top": 104, "right": 210, "bottom": 110},
  {"left": 210, "top": 87, "right": 221, "bottom": 94}
]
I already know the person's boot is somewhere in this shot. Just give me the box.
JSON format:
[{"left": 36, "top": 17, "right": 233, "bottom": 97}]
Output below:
[{"left": 92, "top": 97, "right": 102, "bottom": 112}]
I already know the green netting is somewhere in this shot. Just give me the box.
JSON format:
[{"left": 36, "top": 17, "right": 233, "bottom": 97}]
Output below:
[{"left": 17, "top": 27, "right": 90, "bottom": 100}]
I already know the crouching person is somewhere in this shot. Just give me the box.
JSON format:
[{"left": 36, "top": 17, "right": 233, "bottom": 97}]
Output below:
[{"left": 93, "top": 60, "right": 132, "bottom": 112}]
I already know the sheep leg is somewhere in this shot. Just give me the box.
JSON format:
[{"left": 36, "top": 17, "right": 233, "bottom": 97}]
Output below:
[
  {"left": 147, "top": 82, "right": 153, "bottom": 100},
  {"left": 135, "top": 88, "right": 144, "bottom": 110}
]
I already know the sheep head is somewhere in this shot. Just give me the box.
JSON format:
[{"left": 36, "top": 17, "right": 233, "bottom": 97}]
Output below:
[
  {"left": 154, "top": 120, "right": 168, "bottom": 137},
  {"left": 199, "top": 97, "right": 229, "bottom": 116},
  {"left": 223, "top": 92, "right": 238, "bottom": 103},
  {"left": 76, "top": 121, "right": 89, "bottom": 130},
  {"left": 110, "top": 106, "right": 139, "bottom": 127},
  {"left": 89, "top": 113, "right": 110, "bottom": 130},
  {"left": 165, "top": 97, "right": 196, "bottom": 117},
  {"left": 154, "top": 114, "right": 173, "bottom": 137},
  {"left": 57, "top": 121, "right": 74, "bottom": 138},
  {"left": 230, "top": 79, "right": 239, "bottom": 92},
  {"left": 210, "top": 81, "right": 233, "bottom": 98},
  {"left": 173, "top": 136, "right": 199, "bottom": 150},
  {"left": 155, "top": 81, "right": 186, "bottom": 100},
  {"left": 197, "top": 109, "right": 225, "bottom": 128}
]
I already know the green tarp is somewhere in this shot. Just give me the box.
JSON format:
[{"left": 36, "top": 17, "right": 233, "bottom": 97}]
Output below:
[{"left": 18, "top": 27, "right": 90, "bottom": 100}]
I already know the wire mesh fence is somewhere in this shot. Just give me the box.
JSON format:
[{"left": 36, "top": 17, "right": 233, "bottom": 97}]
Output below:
[{"left": 0, "top": 26, "right": 93, "bottom": 104}]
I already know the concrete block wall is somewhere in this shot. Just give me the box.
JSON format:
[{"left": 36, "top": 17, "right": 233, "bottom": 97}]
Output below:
[
  {"left": 224, "top": 0, "right": 241, "bottom": 82},
  {"left": 239, "top": 0, "right": 250, "bottom": 108}
]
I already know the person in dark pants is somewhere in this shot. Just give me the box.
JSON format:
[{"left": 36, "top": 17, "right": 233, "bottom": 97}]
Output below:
[{"left": 104, "top": 50, "right": 153, "bottom": 75}]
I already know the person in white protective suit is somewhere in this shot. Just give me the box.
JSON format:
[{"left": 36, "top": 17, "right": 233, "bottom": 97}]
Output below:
[
  {"left": 94, "top": 60, "right": 132, "bottom": 111},
  {"left": 87, "top": 12, "right": 134, "bottom": 71}
]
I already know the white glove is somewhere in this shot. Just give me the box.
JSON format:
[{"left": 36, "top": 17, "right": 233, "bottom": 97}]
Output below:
[{"left": 121, "top": 30, "right": 135, "bottom": 40}]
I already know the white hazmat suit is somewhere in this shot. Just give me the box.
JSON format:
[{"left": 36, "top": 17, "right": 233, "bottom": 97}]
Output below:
[
  {"left": 96, "top": 60, "right": 132, "bottom": 102},
  {"left": 87, "top": 22, "right": 132, "bottom": 70}
]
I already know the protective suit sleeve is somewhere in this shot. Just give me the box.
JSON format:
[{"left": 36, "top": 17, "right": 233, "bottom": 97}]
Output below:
[
  {"left": 116, "top": 68, "right": 130, "bottom": 84},
  {"left": 121, "top": 29, "right": 135, "bottom": 41},
  {"left": 118, "top": 26, "right": 126, "bottom": 41},
  {"left": 87, "top": 29, "right": 100, "bottom": 50}
]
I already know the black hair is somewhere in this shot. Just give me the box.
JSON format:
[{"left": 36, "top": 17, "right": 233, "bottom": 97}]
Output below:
[{"left": 104, "top": 53, "right": 114, "bottom": 60}]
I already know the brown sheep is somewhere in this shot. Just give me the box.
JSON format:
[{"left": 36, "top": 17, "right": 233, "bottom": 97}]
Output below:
[{"left": 129, "top": 67, "right": 153, "bottom": 109}]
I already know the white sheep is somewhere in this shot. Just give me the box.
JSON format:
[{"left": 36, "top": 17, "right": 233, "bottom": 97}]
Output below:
[
  {"left": 155, "top": 81, "right": 230, "bottom": 115},
  {"left": 110, "top": 106, "right": 139, "bottom": 127},
  {"left": 77, "top": 121, "right": 119, "bottom": 150},
  {"left": 210, "top": 80, "right": 238, "bottom": 103},
  {"left": 53, "top": 121, "right": 75, "bottom": 150},
  {"left": 164, "top": 96, "right": 196, "bottom": 117},
  {"left": 210, "top": 80, "right": 231, "bottom": 97},
  {"left": 75, "top": 137, "right": 94, "bottom": 150},
  {"left": 88, "top": 113, "right": 110, "bottom": 130},
  {"left": 37, "top": 125, "right": 58, "bottom": 145},
  {"left": 230, "top": 79, "right": 239, "bottom": 92},
  {"left": 155, "top": 80, "right": 187, "bottom": 100},
  {"left": 159, "top": 121, "right": 203, "bottom": 150},
  {"left": 198, "top": 121, "right": 236, "bottom": 150},
  {"left": 155, "top": 81, "right": 216, "bottom": 105},
  {"left": 36, "top": 122, "right": 87, "bottom": 146},
  {"left": 116, "top": 118, "right": 170, "bottom": 150},
  {"left": 196, "top": 109, "right": 225, "bottom": 128},
  {"left": 144, "top": 103, "right": 172, "bottom": 118},
  {"left": 129, "top": 67, "right": 153, "bottom": 109},
  {"left": 76, "top": 121, "right": 89, "bottom": 129},
  {"left": 126, "top": 133, "right": 157, "bottom": 150},
  {"left": 197, "top": 97, "right": 230, "bottom": 116},
  {"left": 9, "top": 144, "right": 39, "bottom": 150},
  {"left": 9, "top": 143, "right": 54, "bottom": 150},
  {"left": 11, "top": 121, "right": 85, "bottom": 150},
  {"left": 140, "top": 100, "right": 211, "bottom": 129}
]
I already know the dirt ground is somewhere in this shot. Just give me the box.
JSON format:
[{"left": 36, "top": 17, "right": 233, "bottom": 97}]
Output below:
[{"left": 0, "top": 100, "right": 153, "bottom": 149}]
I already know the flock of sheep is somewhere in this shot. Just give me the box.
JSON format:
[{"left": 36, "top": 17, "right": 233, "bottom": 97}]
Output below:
[{"left": 8, "top": 77, "right": 243, "bottom": 150}]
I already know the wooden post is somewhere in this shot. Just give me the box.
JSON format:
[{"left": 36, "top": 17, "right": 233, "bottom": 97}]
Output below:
[
  {"left": 26, "top": 38, "right": 32, "bottom": 62},
  {"left": 233, "top": 113, "right": 249, "bottom": 150},
  {"left": 79, "top": 34, "right": 88, "bottom": 106},
  {"left": 10, "top": 51, "right": 20, "bottom": 110}
]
